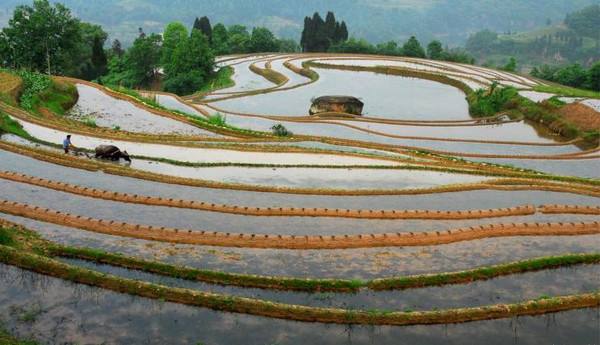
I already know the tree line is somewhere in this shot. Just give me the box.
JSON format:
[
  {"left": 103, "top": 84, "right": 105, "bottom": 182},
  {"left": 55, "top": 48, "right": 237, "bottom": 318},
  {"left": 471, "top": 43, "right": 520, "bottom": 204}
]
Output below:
[
  {"left": 5, "top": 1, "right": 594, "bottom": 96},
  {"left": 0, "top": 0, "right": 108, "bottom": 80},
  {"left": 531, "top": 62, "right": 600, "bottom": 91},
  {"left": 328, "top": 36, "right": 475, "bottom": 64},
  {"left": 300, "top": 12, "right": 348, "bottom": 52}
]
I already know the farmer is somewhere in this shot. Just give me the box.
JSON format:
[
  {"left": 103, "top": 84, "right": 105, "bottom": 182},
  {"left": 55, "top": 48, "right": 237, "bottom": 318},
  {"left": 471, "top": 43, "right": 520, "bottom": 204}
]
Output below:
[{"left": 63, "top": 135, "right": 75, "bottom": 154}]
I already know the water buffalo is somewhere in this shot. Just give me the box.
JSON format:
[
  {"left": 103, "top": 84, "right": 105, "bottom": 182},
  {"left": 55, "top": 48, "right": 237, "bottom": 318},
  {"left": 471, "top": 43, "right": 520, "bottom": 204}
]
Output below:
[{"left": 94, "top": 145, "right": 131, "bottom": 162}]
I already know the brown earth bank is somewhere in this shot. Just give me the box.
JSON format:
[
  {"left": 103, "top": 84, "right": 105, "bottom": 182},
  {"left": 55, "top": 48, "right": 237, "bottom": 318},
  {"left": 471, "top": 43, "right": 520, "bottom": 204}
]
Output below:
[
  {"left": 558, "top": 103, "right": 600, "bottom": 132},
  {"left": 1, "top": 199, "right": 598, "bottom": 249}
]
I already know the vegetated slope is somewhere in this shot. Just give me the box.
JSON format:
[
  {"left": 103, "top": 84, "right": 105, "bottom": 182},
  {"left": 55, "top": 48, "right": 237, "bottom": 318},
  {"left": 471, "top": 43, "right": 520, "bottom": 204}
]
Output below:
[
  {"left": 466, "top": 5, "right": 600, "bottom": 68},
  {"left": 0, "top": 0, "right": 596, "bottom": 45}
]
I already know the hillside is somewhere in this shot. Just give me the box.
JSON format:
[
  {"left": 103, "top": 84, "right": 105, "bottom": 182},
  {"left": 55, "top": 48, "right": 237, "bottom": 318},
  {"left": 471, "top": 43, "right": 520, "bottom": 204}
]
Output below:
[
  {"left": 466, "top": 5, "right": 600, "bottom": 69},
  {"left": 0, "top": 0, "right": 597, "bottom": 45}
]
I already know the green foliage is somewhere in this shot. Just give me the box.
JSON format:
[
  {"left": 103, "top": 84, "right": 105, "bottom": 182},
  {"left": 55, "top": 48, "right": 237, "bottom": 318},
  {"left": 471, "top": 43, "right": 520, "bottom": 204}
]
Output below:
[
  {"left": 330, "top": 37, "right": 475, "bottom": 63},
  {"left": 301, "top": 11, "right": 348, "bottom": 52},
  {"left": 427, "top": 40, "right": 444, "bottom": 60},
  {"left": 68, "top": 22, "right": 109, "bottom": 81},
  {"left": 102, "top": 33, "right": 162, "bottom": 88},
  {"left": 211, "top": 23, "right": 229, "bottom": 55},
  {"left": 565, "top": 5, "right": 600, "bottom": 38},
  {"left": 163, "top": 70, "right": 206, "bottom": 95},
  {"left": 466, "top": 30, "right": 499, "bottom": 54},
  {"left": 467, "top": 5, "right": 600, "bottom": 67},
  {"left": 0, "top": 0, "right": 81, "bottom": 74},
  {"left": 501, "top": 57, "right": 517, "bottom": 72},
  {"left": 271, "top": 124, "right": 292, "bottom": 137},
  {"left": 277, "top": 38, "right": 301, "bottom": 53},
  {"left": 161, "top": 22, "right": 189, "bottom": 67},
  {"left": 125, "top": 33, "right": 162, "bottom": 87},
  {"left": 468, "top": 83, "right": 519, "bottom": 117},
  {"left": 208, "top": 113, "right": 227, "bottom": 126},
  {"left": 0, "top": 327, "right": 38, "bottom": 345},
  {"left": 533, "top": 84, "right": 600, "bottom": 99},
  {"left": 16, "top": 71, "right": 52, "bottom": 111},
  {"left": 15, "top": 71, "right": 77, "bottom": 115},
  {"left": 376, "top": 41, "right": 400, "bottom": 56},
  {"left": 248, "top": 27, "right": 279, "bottom": 53},
  {"left": 0, "top": 227, "right": 15, "bottom": 246},
  {"left": 402, "top": 36, "right": 426, "bottom": 58},
  {"left": 330, "top": 38, "right": 376, "bottom": 54},
  {"left": 163, "top": 28, "right": 214, "bottom": 95},
  {"left": 197, "top": 66, "right": 235, "bottom": 93},
  {"left": 532, "top": 62, "right": 600, "bottom": 92},
  {"left": 0, "top": 112, "right": 29, "bottom": 137},
  {"left": 81, "top": 116, "right": 97, "bottom": 127},
  {"left": 193, "top": 16, "right": 213, "bottom": 42}
]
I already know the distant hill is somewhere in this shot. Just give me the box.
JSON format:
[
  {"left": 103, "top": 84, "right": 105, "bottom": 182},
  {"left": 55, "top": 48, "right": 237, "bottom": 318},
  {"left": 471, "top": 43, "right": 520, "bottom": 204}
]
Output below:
[
  {"left": 466, "top": 5, "right": 600, "bottom": 70},
  {"left": 0, "top": 0, "right": 597, "bottom": 46}
]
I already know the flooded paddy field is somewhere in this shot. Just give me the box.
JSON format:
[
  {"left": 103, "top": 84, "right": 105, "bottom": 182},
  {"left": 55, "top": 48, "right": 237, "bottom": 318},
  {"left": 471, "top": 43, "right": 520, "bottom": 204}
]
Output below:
[
  {"left": 1, "top": 148, "right": 598, "bottom": 210},
  {"left": 131, "top": 164, "right": 489, "bottom": 190},
  {"left": 1, "top": 264, "right": 599, "bottom": 345},
  {"left": 12, "top": 116, "right": 402, "bottom": 166},
  {"left": 62, "top": 257, "right": 600, "bottom": 311},
  {"left": 3, "top": 215, "right": 600, "bottom": 279},
  {"left": 3, "top": 178, "right": 597, "bottom": 237},
  {"left": 1, "top": 53, "right": 598, "bottom": 344},
  {"left": 212, "top": 68, "right": 470, "bottom": 120},
  {"left": 67, "top": 84, "right": 214, "bottom": 136}
]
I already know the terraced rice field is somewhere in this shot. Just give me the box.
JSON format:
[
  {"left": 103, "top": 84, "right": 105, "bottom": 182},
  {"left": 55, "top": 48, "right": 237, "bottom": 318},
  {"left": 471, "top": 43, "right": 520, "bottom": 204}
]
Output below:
[{"left": 0, "top": 54, "right": 599, "bottom": 344}]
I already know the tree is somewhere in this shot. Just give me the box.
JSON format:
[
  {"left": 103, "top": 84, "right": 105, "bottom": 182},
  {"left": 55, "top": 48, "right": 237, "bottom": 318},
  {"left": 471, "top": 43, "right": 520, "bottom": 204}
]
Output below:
[
  {"left": 126, "top": 33, "right": 162, "bottom": 87},
  {"left": 248, "top": 27, "right": 278, "bottom": 53},
  {"left": 227, "top": 25, "right": 250, "bottom": 53},
  {"left": 402, "top": 36, "right": 426, "bottom": 58},
  {"left": 311, "top": 12, "right": 327, "bottom": 52},
  {"left": 465, "top": 30, "right": 499, "bottom": 55},
  {"left": 427, "top": 40, "right": 444, "bottom": 60},
  {"left": 211, "top": 23, "right": 229, "bottom": 55},
  {"left": 194, "top": 16, "right": 213, "bottom": 42},
  {"left": 329, "top": 38, "right": 374, "bottom": 54},
  {"left": 65, "top": 22, "right": 108, "bottom": 79},
  {"left": 277, "top": 39, "right": 300, "bottom": 53},
  {"left": 555, "top": 64, "right": 587, "bottom": 87},
  {"left": 161, "top": 22, "right": 188, "bottom": 66},
  {"left": 587, "top": 61, "right": 600, "bottom": 91},
  {"left": 89, "top": 35, "right": 107, "bottom": 79},
  {"left": 111, "top": 39, "right": 124, "bottom": 57},
  {"left": 502, "top": 57, "right": 517, "bottom": 72},
  {"left": 163, "top": 29, "right": 214, "bottom": 95},
  {"left": 324, "top": 12, "right": 337, "bottom": 40},
  {"left": 565, "top": 5, "right": 600, "bottom": 38},
  {"left": 339, "top": 21, "right": 349, "bottom": 42},
  {"left": 376, "top": 41, "right": 399, "bottom": 56},
  {"left": 0, "top": 0, "right": 81, "bottom": 73},
  {"left": 301, "top": 12, "right": 348, "bottom": 52}
]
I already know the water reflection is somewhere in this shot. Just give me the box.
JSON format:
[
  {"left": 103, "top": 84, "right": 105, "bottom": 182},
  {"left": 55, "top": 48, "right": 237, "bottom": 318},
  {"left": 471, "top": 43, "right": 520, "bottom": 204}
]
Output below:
[
  {"left": 213, "top": 68, "right": 470, "bottom": 120},
  {"left": 0, "top": 264, "right": 598, "bottom": 345}
]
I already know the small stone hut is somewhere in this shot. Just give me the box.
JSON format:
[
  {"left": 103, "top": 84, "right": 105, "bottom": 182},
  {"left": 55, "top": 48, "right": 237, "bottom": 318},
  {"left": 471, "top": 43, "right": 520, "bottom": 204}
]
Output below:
[{"left": 309, "top": 96, "right": 364, "bottom": 116}]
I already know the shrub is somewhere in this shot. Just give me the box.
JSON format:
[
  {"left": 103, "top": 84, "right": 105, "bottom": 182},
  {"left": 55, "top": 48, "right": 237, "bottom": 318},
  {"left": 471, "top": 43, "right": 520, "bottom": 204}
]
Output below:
[
  {"left": 208, "top": 113, "right": 226, "bottom": 126},
  {"left": 0, "top": 112, "right": 29, "bottom": 137},
  {"left": 16, "top": 71, "right": 52, "bottom": 111},
  {"left": 468, "top": 84, "right": 518, "bottom": 117},
  {"left": 0, "top": 227, "right": 15, "bottom": 246},
  {"left": 81, "top": 116, "right": 97, "bottom": 127},
  {"left": 271, "top": 124, "right": 292, "bottom": 137}
]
